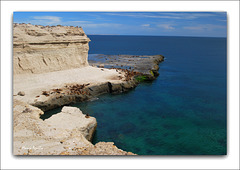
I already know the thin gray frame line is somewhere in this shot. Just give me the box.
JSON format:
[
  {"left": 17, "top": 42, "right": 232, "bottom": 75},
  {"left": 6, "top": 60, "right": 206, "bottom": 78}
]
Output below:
[
  {"left": 2, "top": 0, "right": 239, "bottom": 170},
  {"left": 1, "top": 169, "right": 239, "bottom": 170},
  {"left": 1, "top": 0, "right": 240, "bottom": 1},
  {"left": 10, "top": 12, "right": 229, "bottom": 157}
]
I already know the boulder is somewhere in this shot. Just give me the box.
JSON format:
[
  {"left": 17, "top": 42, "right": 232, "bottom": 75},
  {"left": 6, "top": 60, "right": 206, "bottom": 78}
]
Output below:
[
  {"left": 13, "top": 100, "right": 96, "bottom": 155},
  {"left": 44, "top": 106, "right": 97, "bottom": 141}
]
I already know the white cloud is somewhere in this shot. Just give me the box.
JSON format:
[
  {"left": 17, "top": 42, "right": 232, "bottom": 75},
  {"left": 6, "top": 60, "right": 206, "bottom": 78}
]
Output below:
[
  {"left": 80, "top": 23, "right": 122, "bottom": 28},
  {"left": 70, "top": 21, "right": 90, "bottom": 23},
  {"left": 157, "top": 24, "right": 175, "bottom": 30},
  {"left": 105, "top": 12, "right": 220, "bottom": 20},
  {"left": 183, "top": 24, "right": 226, "bottom": 31},
  {"left": 183, "top": 26, "right": 204, "bottom": 31},
  {"left": 141, "top": 24, "right": 150, "bottom": 27},
  {"left": 64, "top": 21, "right": 122, "bottom": 28},
  {"left": 218, "top": 19, "right": 227, "bottom": 22},
  {"left": 32, "top": 16, "right": 62, "bottom": 25},
  {"left": 161, "top": 13, "right": 218, "bottom": 19},
  {"left": 27, "top": 16, "right": 122, "bottom": 29},
  {"left": 105, "top": 13, "right": 181, "bottom": 19}
]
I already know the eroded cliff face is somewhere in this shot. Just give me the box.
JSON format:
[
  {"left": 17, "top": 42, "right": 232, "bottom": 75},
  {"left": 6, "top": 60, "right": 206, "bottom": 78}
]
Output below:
[{"left": 13, "top": 23, "right": 90, "bottom": 74}]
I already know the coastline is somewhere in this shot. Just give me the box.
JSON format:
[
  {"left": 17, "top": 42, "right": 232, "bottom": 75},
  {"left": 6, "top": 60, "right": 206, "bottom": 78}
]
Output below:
[
  {"left": 14, "top": 54, "right": 164, "bottom": 112},
  {"left": 13, "top": 23, "right": 164, "bottom": 155},
  {"left": 13, "top": 55, "right": 163, "bottom": 155}
]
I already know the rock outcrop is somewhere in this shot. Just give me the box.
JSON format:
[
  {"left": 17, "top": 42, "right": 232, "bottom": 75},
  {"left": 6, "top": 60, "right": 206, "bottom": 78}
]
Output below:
[
  {"left": 43, "top": 106, "right": 97, "bottom": 141},
  {"left": 31, "top": 79, "right": 138, "bottom": 112},
  {"left": 88, "top": 54, "right": 164, "bottom": 80},
  {"left": 13, "top": 23, "right": 90, "bottom": 74},
  {"left": 13, "top": 24, "right": 165, "bottom": 155},
  {"left": 13, "top": 99, "right": 135, "bottom": 155},
  {"left": 80, "top": 142, "right": 136, "bottom": 155}
]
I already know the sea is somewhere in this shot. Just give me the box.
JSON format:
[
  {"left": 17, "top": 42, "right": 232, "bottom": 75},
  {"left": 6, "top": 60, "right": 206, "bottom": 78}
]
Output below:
[{"left": 46, "top": 35, "right": 227, "bottom": 155}]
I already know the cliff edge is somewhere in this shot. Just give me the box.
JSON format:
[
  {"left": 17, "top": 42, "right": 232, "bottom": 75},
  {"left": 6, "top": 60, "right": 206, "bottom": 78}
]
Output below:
[
  {"left": 13, "top": 23, "right": 90, "bottom": 74},
  {"left": 13, "top": 24, "right": 163, "bottom": 155},
  {"left": 13, "top": 24, "right": 137, "bottom": 155},
  {"left": 13, "top": 99, "right": 135, "bottom": 155}
]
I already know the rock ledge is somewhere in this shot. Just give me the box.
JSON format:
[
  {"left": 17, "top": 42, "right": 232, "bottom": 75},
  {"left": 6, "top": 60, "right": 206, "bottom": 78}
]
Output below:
[{"left": 14, "top": 99, "right": 135, "bottom": 155}]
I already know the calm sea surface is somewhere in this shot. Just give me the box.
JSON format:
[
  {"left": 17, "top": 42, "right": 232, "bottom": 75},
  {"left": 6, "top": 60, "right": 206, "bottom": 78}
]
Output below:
[{"left": 47, "top": 35, "right": 227, "bottom": 155}]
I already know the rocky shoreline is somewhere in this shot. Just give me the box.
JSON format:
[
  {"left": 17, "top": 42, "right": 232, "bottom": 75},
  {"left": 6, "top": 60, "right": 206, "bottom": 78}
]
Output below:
[
  {"left": 13, "top": 55, "right": 163, "bottom": 155},
  {"left": 13, "top": 23, "right": 164, "bottom": 155},
  {"left": 30, "top": 54, "right": 164, "bottom": 112},
  {"left": 30, "top": 78, "right": 138, "bottom": 112},
  {"left": 89, "top": 54, "right": 164, "bottom": 80},
  {"left": 14, "top": 99, "right": 135, "bottom": 155}
]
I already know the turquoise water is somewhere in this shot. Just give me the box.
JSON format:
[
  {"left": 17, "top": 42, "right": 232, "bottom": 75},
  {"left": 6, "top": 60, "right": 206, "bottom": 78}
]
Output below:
[{"left": 46, "top": 35, "right": 227, "bottom": 155}]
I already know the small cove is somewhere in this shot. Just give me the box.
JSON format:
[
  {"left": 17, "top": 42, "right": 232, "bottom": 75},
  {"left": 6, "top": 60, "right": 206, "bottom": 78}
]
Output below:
[{"left": 44, "top": 35, "right": 226, "bottom": 155}]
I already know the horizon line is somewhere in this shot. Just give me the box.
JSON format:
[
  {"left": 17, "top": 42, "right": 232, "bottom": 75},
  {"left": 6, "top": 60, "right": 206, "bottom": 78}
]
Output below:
[{"left": 87, "top": 34, "right": 227, "bottom": 38}]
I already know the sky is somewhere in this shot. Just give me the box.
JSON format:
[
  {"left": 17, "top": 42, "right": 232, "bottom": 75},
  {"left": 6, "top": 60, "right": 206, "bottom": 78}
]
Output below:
[{"left": 13, "top": 12, "right": 227, "bottom": 37}]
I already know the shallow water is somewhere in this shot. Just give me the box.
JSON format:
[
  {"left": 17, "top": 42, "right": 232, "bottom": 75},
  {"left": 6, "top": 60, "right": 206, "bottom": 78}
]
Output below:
[{"left": 45, "top": 35, "right": 226, "bottom": 155}]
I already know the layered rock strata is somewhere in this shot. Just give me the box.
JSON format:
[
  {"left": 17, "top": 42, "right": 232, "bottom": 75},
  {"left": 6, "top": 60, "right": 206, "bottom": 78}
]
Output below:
[{"left": 13, "top": 23, "right": 90, "bottom": 74}]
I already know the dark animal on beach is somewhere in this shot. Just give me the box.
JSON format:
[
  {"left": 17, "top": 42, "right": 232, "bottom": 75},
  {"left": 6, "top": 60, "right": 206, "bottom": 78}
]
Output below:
[
  {"left": 22, "top": 108, "right": 32, "bottom": 113},
  {"left": 52, "top": 88, "right": 62, "bottom": 93},
  {"left": 66, "top": 84, "right": 90, "bottom": 95},
  {"left": 42, "top": 91, "right": 49, "bottom": 96},
  {"left": 85, "top": 113, "right": 90, "bottom": 118}
]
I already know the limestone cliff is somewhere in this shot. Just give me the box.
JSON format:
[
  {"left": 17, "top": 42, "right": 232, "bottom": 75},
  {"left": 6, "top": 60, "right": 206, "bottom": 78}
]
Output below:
[
  {"left": 13, "top": 23, "right": 140, "bottom": 155},
  {"left": 13, "top": 23, "right": 90, "bottom": 74}
]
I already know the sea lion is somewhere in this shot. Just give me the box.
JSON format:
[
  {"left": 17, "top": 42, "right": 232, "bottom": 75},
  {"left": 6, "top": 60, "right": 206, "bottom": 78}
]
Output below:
[{"left": 85, "top": 113, "right": 90, "bottom": 118}]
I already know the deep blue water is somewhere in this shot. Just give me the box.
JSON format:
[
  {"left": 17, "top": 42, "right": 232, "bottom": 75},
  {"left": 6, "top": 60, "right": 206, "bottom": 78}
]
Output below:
[{"left": 48, "top": 35, "right": 227, "bottom": 155}]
